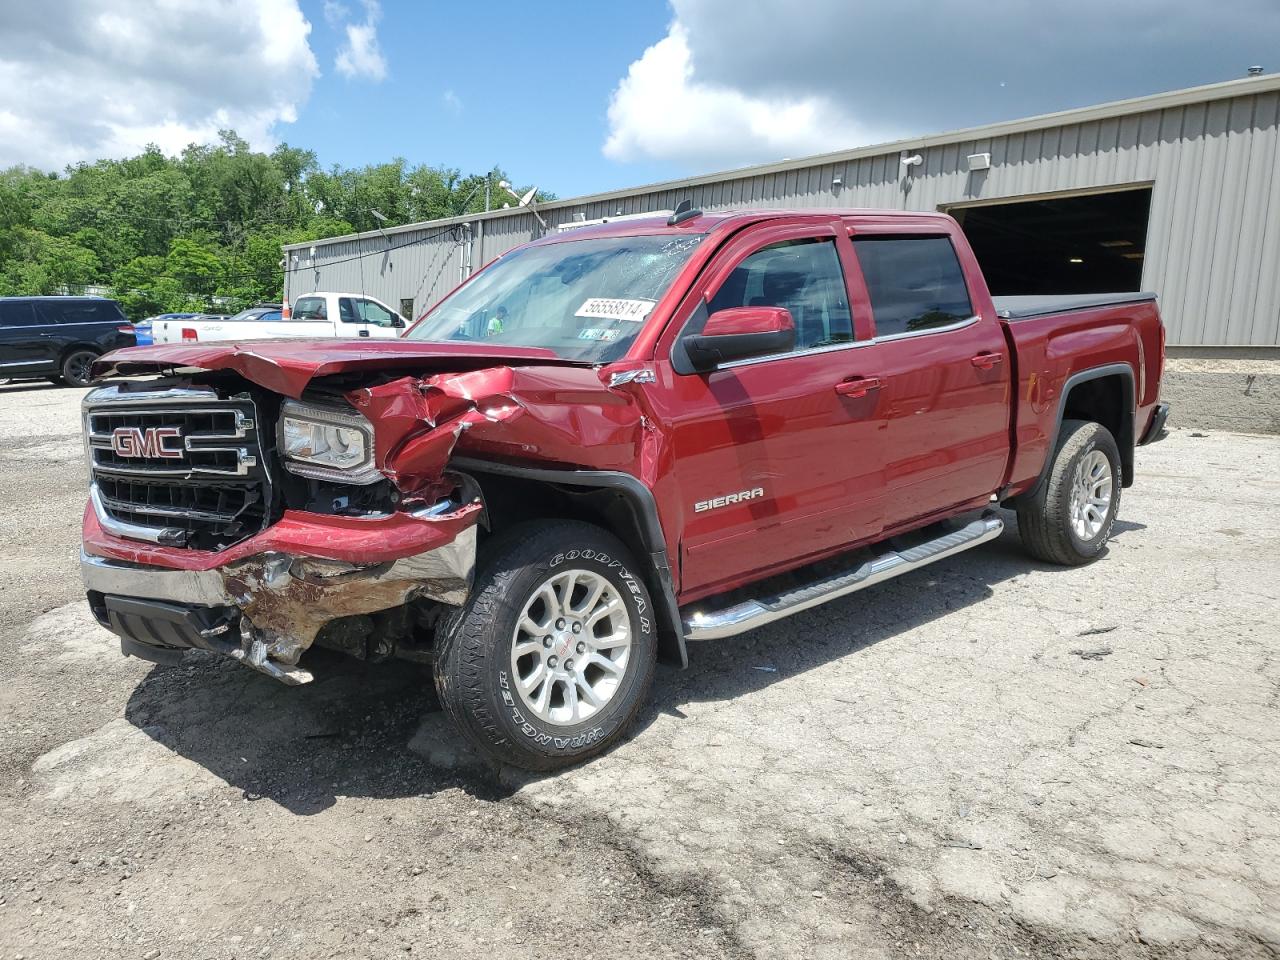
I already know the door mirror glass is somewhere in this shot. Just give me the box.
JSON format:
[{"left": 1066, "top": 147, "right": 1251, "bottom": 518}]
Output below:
[{"left": 680, "top": 306, "right": 796, "bottom": 371}]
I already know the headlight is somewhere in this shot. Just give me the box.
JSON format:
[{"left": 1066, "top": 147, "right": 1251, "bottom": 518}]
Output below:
[{"left": 277, "top": 400, "right": 382, "bottom": 485}]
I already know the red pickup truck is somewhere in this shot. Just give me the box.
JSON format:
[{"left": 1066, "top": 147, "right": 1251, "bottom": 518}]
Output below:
[{"left": 81, "top": 206, "right": 1168, "bottom": 770}]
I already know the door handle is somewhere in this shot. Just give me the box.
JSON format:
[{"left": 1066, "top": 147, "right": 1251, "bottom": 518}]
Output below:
[
  {"left": 835, "top": 376, "right": 881, "bottom": 398},
  {"left": 358, "top": 329, "right": 370, "bottom": 337},
  {"left": 971, "top": 352, "right": 1003, "bottom": 370}
]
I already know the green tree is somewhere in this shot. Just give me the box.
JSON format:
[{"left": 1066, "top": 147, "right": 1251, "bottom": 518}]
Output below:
[{"left": 0, "top": 130, "right": 558, "bottom": 318}]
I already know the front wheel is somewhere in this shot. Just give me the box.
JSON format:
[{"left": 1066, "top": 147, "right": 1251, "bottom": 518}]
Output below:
[
  {"left": 61, "top": 349, "right": 98, "bottom": 388},
  {"left": 1016, "top": 419, "right": 1122, "bottom": 566},
  {"left": 434, "top": 520, "right": 658, "bottom": 771}
]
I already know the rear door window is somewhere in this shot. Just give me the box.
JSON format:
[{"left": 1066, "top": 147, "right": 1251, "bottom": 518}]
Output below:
[
  {"left": 293, "top": 297, "right": 326, "bottom": 320},
  {"left": 339, "top": 298, "right": 360, "bottom": 324},
  {"left": 851, "top": 236, "right": 973, "bottom": 337},
  {"left": 0, "top": 301, "right": 36, "bottom": 327}
]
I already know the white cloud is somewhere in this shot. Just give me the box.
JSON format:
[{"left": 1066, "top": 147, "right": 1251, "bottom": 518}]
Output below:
[
  {"left": 0, "top": 0, "right": 318, "bottom": 170},
  {"left": 334, "top": 0, "right": 388, "bottom": 82},
  {"left": 606, "top": 0, "right": 1280, "bottom": 169},
  {"left": 442, "top": 89, "right": 463, "bottom": 114},
  {"left": 604, "top": 20, "right": 896, "bottom": 168}
]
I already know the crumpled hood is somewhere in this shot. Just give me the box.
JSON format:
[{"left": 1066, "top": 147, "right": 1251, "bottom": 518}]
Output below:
[{"left": 92, "top": 338, "right": 583, "bottom": 398}]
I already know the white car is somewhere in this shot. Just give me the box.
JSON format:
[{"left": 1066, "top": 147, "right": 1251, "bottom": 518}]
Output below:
[{"left": 151, "top": 294, "right": 406, "bottom": 344}]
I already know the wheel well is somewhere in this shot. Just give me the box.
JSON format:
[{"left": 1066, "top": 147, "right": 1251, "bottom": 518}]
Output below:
[
  {"left": 460, "top": 468, "right": 686, "bottom": 665},
  {"left": 59, "top": 344, "right": 101, "bottom": 365},
  {"left": 1061, "top": 373, "right": 1134, "bottom": 485}
]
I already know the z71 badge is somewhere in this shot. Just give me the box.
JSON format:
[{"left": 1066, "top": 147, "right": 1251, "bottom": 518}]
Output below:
[{"left": 694, "top": 487, "right": 765, "bottom": 513}]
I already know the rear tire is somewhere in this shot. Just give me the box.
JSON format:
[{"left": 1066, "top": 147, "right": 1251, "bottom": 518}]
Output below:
[
  {"left": 1017, "top": 419, "right": 1121, "bottom": 566},
  {"left": 61, "top": 349, "right": 97, "bottom": 388},
  {"left": 434, "top": 520, "right": 658, "bottom": 771}
]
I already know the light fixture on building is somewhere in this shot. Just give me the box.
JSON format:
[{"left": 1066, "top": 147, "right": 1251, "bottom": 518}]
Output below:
[
  {"left": 901, "top": 154, "right": 924, "bottom": 168},
  {"left": 1247, "top": 65, "right": 1264, "bottom": 76},
  {"left": 1069, "top": 257, "right": 1084, "bottom": 264},
  {"left": 966, "top": 153, "right": 991, "bottom": 172}
]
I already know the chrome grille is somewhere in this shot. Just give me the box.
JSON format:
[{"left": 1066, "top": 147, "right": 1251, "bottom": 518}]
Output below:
[
  {"left": 86, "top": 406, "right": 257, "bottom": 478},
  {"left": 83, "top": 384, "right": 272, "bottom": 550}
]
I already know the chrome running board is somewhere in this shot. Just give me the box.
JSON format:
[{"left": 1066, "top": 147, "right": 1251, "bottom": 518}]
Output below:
[{"left": 681, "top": 515, "right": 1004, "bottom": 641}]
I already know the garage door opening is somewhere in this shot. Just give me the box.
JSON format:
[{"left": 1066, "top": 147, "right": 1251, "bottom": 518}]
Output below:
[{"left": 949, "top": 187, "right": 1152, "bottom": 296}]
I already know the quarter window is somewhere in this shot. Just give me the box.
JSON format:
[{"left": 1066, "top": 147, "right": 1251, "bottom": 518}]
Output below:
[
  {"left": 852, "top": 236, "right": 973, "bottom": 337},
  {"left": 35, "top": 301, "right": 122, "bottom": 325},
  {"left": 708, "top": 238, "right": 853, "bottom": 351}
]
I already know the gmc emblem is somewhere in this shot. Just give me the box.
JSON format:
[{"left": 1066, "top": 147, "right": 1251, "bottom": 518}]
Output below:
[{"left": 111, "top": 426, "right": 184, "bottom": 459}]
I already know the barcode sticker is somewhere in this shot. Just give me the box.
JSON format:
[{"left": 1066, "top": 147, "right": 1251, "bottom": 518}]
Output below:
[{"left": 574, "top": 298, "right": 656, "bottom": 322}]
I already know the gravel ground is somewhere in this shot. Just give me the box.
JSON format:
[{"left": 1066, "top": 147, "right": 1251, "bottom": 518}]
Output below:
[{"left": 1, "top": 381, "right": 1278, "bottom": 960}]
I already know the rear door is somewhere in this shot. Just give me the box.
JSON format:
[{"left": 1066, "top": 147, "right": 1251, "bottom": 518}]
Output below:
[
  {"left": 846, "top": 230, "right": 1010, "bottom": 529},
  {"left": 657, "top": 219, "right": 887, "bottom": 597},
  {"left": 0, "top": 300, "right": 53, "bottom": 374}
]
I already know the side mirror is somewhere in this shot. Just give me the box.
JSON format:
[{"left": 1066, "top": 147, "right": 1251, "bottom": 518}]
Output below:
[
  {"left": 392, "top": 316, "right": 406, "bottom": 328},
  {"left": 681, "top": 306, "right": 795, "bottom": 371}
]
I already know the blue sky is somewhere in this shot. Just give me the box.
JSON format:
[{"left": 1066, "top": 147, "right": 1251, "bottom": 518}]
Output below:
[
  {"left": 1, "top": 1, "right": 1277, "bottom": 193},
  {"left": 288, "top": 0, "right": 1280, "bottom": 200},
  {"left": 290, "top": 0, "right": 681, "bottom": 197}
]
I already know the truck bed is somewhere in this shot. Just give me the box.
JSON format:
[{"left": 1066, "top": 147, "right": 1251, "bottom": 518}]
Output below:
[{"left": 993, "top": 292, "right": 1157, "bottom": 320}]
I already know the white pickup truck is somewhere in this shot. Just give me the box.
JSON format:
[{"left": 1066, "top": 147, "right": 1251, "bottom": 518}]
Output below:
[{"left": 151, "top": 294, "right": 406, "bottom": 343}]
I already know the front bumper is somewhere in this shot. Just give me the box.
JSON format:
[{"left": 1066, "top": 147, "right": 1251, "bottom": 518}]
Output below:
[{"left": 82, "top": 497, "right": 480, "bottom": 684}]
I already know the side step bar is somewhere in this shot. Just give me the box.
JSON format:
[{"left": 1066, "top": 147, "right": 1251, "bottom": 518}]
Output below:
[{"left": 682, "top": 515, "right": 1004, "bottom": 641}]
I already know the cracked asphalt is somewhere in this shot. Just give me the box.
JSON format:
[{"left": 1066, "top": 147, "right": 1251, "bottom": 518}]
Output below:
[{"left": 1, "top": 381, "right": 1277, "bottom": 959}]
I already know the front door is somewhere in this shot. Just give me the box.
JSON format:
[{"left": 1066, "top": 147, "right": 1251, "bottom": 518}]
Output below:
[{"left": 657, "top": 221, "right": 887, "bottom": 598}]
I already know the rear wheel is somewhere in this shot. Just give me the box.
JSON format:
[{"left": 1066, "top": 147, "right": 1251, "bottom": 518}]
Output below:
[
  {"left": 61, "top": 349, "right": 97, "bottom": 388},
  {"left": 1016, "top": 419, "right": 1121, "bottom": 566},
  {"left": 434, "top": 520, "right": 658, "bottom": 771}
]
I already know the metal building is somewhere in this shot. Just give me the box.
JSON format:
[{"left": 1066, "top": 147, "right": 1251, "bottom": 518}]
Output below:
[{"left": 284, "top": 73, "right": 1280, "bottom": 350}]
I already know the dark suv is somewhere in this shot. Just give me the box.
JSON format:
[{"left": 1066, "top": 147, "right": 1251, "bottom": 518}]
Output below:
[{"left": 0, "top": 297, "right": 136, "bottom": 387}]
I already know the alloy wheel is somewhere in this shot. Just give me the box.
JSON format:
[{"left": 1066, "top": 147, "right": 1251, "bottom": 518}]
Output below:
[
  {"left": 1069, "top": 449, "right": 1113, "bottom": 540},
  {"left": 509, "top": 569, "right": 631, "bottom": 726}
]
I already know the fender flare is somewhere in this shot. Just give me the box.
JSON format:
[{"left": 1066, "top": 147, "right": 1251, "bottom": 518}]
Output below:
[
  {"left": 1013, "top": 362, "right": 1135, "bottom": 502},
  {"left": 449, "top": 457, "right": 687, "bottom": 668}
]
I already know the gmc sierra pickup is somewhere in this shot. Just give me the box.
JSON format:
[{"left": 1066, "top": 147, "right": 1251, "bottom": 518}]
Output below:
[{"left": 80, "top": 206, "right": 1169, "bottom": 770}]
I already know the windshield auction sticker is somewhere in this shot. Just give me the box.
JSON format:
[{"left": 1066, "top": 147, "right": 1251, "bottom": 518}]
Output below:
[{"left": 574, "top": 298, "right": 657, "bottom": 322}]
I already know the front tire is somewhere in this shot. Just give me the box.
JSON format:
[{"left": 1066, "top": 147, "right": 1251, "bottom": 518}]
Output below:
[
  {"left": 1017, "top": 419, "right": 1121, "bottom": 566},
  {"left": 61, "top": 349, "right": 97, "bottom": 388},
  {"left": 434, "top": 520, "right": 658, "bottom": 771}
]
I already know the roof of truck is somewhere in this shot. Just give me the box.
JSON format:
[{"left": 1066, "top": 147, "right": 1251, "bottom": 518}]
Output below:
[{"left": 527, "top": 208, "right": 953, "bottom": 245}]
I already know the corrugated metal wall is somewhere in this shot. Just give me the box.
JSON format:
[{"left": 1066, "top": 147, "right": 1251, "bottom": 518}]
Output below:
[{"left": 286, "top": 84, "right": 1280, "bottom": 347}]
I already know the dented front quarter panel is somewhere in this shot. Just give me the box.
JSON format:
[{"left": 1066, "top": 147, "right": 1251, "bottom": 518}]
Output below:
[{"left": 350, "top": 364, "right": 649, "bottom": 503}]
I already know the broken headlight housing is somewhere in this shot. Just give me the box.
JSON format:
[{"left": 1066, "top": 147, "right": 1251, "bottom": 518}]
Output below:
[{"left": 277, "top": 400, "right": 382, "bottom": 485}]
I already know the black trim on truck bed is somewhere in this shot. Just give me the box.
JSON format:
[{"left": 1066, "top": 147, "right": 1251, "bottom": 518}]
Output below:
[{"left": 993, "top": 292, "right": 1158, "bottom": 320}]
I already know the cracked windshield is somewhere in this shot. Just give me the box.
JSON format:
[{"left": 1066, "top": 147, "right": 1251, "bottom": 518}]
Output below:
[{"left": 406, "top": 234, "right": 705, "bottom": 361}]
